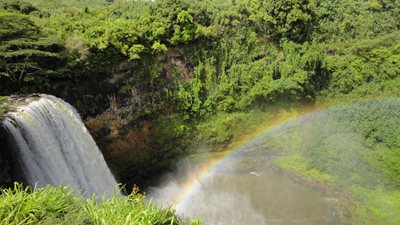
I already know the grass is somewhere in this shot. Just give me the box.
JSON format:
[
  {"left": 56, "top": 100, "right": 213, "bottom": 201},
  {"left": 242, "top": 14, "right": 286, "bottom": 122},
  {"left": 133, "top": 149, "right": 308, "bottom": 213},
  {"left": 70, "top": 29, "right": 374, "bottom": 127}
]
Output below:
[
  {"left": 194, "top": 110, "right": 268, "bottom": 149},
  {"left": 192, "top": 102, "right": 301, "bottom": 152},
  {"left": 188, "top": 86, "right": 400, "bottom": 225},
  {"left": 349, "top": 186, "right": 400, "bottom": 225},
  {"left": 0, "top": 183, "right": 199, "bottom": 225},
  {"left": 273, "top": 154, "right": 336, "bottom": 184},
  {"left": 273, "top": 153, "right": 400, "bottom": 225},
  {"left": 265, "top": 99, "right": 400, "bottom": 224}
]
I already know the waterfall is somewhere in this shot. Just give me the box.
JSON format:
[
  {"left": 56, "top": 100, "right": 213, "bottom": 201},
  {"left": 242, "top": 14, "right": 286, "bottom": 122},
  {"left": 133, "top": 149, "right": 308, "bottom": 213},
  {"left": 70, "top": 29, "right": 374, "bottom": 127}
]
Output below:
[{"left": 1, "top": 94, "right": 117, "bottom": 197}]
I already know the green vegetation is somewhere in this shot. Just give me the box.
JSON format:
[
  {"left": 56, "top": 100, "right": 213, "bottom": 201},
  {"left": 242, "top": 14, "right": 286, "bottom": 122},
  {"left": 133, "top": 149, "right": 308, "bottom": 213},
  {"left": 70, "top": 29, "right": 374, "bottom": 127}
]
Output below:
[
  {"left": 265, "top": 101, "right": 400, "bottom": 224},
  {"left": 0, "top": 96, "right": 9, "bottom": 116},
  {"left": 0, "top": 0, "right": 399, "bottom": 114},
  {"left": 0, "top": 11, "right": 67, "bottom": 92},
  {"left": 0, "top": 0, "right": 399, "bottom": 224},
  {"left": 0, "top": 183, "right": 197, "bottom": 225}
]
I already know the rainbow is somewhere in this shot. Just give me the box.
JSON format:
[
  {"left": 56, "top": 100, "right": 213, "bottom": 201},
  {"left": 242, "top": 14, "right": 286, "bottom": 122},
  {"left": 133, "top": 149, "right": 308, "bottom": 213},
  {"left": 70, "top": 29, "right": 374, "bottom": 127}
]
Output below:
[{"left": 172, "top": 104, "right": 322, "bottom": 210}]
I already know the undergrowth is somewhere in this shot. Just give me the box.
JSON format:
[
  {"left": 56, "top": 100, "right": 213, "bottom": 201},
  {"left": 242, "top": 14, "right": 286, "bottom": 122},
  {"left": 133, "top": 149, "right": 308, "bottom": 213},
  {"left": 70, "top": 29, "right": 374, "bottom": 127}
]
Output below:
[
  {"left": 267, "top": 98, "right": 400, "bottom": 225},
  {"left": 0, "top": 183, "right": 199, "bottom": 225}
]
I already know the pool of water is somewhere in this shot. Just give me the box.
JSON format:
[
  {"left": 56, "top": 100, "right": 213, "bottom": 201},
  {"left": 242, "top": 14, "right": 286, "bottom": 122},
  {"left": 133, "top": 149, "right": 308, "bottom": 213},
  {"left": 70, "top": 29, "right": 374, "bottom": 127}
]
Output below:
[{"left": 150, "top": 152, "right": 343, "bottom": 225}]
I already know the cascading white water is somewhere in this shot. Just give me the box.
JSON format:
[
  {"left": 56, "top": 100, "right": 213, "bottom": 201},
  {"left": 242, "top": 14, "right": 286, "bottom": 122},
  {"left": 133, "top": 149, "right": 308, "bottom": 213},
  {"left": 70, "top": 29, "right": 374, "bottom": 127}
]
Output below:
[{"left": 1, "top": 94, "right": 117, "bottom": 197}]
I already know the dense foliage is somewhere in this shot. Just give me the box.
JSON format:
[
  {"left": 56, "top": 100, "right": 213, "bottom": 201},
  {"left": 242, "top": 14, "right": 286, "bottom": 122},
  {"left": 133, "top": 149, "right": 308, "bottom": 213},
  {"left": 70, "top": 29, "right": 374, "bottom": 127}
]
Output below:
[
  {"left": 0, "top": 11, "right": 67, "bottom": 92},
  {"left": 0, "top": 0, "right": 399, "bottom": 224},
  {"left": 0, "top": 183, "right": 197, "bottom": 225},
  {"left": 0, "top": 0, "right": 399, "bottom": 117}
]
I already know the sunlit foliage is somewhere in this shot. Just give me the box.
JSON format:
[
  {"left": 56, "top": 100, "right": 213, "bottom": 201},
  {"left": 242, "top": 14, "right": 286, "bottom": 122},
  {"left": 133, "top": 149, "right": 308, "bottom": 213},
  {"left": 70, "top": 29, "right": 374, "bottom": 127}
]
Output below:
[{"left": 0, "top": 183, "right": 198, "bottom": 225}]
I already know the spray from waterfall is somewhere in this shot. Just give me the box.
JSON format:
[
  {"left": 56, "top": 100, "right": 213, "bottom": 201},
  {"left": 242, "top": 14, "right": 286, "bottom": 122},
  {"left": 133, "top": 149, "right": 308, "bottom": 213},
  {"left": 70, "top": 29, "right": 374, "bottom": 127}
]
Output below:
[
  {"left": 1, "top": 94, "right": 117, "bottom": 197},
  {"left": 149, "top": 100, "right": 400, "bottom": 225}
]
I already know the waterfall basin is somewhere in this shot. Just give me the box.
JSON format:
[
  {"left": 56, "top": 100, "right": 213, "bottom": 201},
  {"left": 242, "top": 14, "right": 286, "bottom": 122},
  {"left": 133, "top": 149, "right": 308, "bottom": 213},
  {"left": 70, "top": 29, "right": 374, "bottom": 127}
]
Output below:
[{"left": 150, "top": 151, "right": 344, "bottom": 225}]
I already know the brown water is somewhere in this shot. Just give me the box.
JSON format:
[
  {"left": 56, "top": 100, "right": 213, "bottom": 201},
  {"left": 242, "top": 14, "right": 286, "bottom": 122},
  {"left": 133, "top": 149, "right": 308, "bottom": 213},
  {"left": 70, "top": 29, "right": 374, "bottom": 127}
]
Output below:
[{"left": 150, "top": 152, "right": 343, "bottom": 225}]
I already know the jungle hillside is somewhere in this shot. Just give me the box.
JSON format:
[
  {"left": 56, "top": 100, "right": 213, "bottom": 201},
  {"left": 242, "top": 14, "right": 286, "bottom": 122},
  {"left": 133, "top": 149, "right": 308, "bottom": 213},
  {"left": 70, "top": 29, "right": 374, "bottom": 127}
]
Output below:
[{"left": 1, "top": 0, "right": 400, "bottom": 224}]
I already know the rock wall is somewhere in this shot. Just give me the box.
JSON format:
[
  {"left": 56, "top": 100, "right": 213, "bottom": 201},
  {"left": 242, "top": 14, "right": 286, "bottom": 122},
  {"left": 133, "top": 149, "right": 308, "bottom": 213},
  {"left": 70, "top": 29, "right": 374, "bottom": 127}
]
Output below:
[{"left": 0, "top": 130, "right": 12, "bottom": 188}]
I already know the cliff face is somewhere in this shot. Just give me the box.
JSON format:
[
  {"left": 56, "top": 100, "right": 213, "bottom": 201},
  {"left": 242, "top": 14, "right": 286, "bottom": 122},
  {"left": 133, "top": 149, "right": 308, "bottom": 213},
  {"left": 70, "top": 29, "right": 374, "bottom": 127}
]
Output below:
[
  {"left": 0, "top": 131, "right": 12, "bottom": 187},
  {"left": 0, "top": 97, "right": 12, "bottom": 187},
  {"left": 85, "top": 116, "right": 166, "bottom": 188},
  {"left": 0, "top": 47, "right": 195, "bottom": 189},
  {"left": 80, "top": 49, "right": 195, "bottom": 189}
]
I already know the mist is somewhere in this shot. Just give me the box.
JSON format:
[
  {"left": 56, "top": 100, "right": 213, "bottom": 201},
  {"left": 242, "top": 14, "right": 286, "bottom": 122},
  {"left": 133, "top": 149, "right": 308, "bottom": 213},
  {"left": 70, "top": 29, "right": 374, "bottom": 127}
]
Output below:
[{"left": 148, "top": 101, "right": 400, "bottom": 225}]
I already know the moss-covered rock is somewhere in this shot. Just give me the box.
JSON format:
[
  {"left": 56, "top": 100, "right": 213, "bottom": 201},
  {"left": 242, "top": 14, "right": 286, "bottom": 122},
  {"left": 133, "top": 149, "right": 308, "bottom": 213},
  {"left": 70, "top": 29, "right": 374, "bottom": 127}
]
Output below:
[{"left": 0, "top": 96, "right": 9, "bottom": 117}]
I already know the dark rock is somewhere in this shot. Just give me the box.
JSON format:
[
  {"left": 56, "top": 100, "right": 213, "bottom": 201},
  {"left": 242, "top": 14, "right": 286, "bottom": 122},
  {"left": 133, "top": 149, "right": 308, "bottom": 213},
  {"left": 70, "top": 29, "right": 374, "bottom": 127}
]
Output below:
[{"left": 0, "top": 129, "right": 12, "bottom": 188}]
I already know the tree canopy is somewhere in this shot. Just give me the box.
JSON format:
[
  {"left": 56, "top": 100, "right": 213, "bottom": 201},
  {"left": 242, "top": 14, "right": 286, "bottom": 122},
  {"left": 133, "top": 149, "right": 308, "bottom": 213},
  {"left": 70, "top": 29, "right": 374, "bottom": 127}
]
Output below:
[{"left": 0, "top": 0, "right": 399, "bottom": 116}]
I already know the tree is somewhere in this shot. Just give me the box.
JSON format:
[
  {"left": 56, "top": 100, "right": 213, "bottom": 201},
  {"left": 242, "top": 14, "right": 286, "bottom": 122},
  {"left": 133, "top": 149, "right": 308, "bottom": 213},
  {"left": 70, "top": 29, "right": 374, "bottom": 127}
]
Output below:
[
  {"left": 0, "top": 12, "right": 65, "bottom": 87},
  {"left": 264, "top": 0, "right": 316, "bottom": 43}
]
